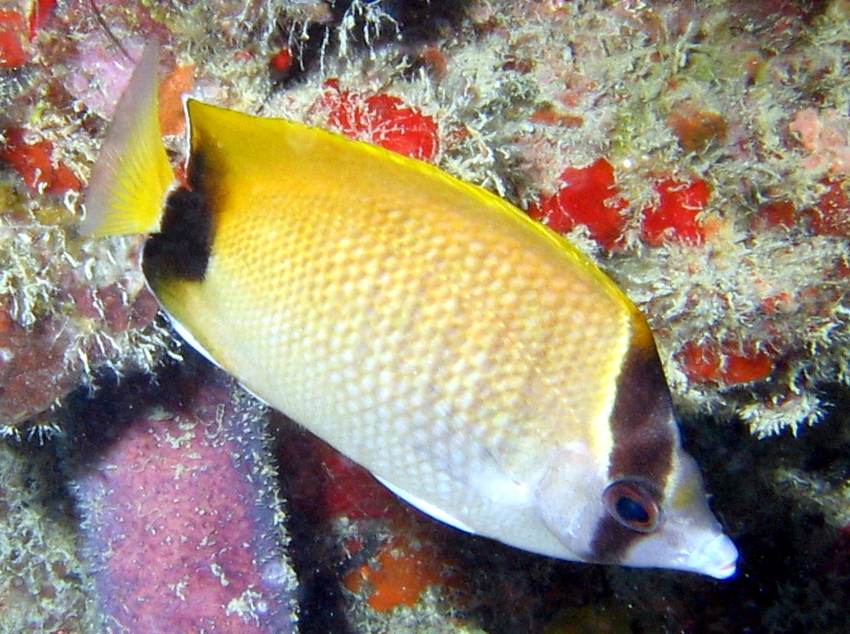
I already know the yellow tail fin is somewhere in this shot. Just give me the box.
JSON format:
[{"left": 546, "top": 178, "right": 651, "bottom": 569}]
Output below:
[{"left": 80, "top": 42, "right": 175, "bottom": 237}]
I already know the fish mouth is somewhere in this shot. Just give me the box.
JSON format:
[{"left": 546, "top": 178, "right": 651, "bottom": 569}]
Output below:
[
  {"left": 711, "top": 559, "right": 738, "bottom": 580},
  {"left": 692, "top": 533, "right": 739, "bottom": 580}
]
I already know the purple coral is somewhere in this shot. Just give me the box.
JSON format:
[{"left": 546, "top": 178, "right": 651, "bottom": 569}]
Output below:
[{"left": 71, "top": 365, "right": 298, "bottom": 633}]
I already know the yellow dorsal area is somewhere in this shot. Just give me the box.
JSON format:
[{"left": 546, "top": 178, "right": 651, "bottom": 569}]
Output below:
[
  {"left": 186, "top": 99, "right": 645, "bottom": 324},
  {"left": 81, "top": 44, "right": 174, "bottom": 238}
]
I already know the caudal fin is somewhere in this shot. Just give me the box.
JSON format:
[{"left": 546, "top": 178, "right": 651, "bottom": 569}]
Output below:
[{"left": 80, "top": 42, "right": 175, "bottom": 237}]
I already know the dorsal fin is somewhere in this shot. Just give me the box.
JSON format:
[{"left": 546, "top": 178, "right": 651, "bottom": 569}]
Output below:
[{"left": 80, "top": 42, "right": 175, "bottom": 237}]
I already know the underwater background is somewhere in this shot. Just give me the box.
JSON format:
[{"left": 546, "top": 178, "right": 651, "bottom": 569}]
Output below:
[{"left": 1, "top": 0, "right": 849, "bottom": 631}]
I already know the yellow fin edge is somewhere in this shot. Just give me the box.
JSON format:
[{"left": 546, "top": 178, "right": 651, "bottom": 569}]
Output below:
[{"left": 80, "top": 43, "right": 175, "bottom": 238}]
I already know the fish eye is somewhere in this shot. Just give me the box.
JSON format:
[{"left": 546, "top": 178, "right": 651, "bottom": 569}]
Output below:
[{"left": 602, "top": 479, "right": 663, "bottom": 533}]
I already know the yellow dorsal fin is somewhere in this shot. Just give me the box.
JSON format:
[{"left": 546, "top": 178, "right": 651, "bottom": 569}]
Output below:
[{"left": 80, "top": 42, "right": 175, "bottom": 238}]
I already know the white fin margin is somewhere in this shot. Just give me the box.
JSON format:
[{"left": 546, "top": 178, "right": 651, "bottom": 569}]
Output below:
[
  {"left": 168, "top": 315, "right": 220, "bottom": 368},
  {"left": 376, "top": 476, "right": 477, "bottom": 534}
]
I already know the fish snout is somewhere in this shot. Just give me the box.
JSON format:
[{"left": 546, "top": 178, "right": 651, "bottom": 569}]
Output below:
[{"left": 687, "top": 532, "right": 739, "bottom": 579}]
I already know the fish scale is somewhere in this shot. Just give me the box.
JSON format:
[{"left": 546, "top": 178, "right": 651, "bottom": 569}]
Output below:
[
  {"left": 81, "top": 43, "right": 738, "bottom": 577},
  {"left": 188, "top": 144, "right": 628, "bottom": 486}
]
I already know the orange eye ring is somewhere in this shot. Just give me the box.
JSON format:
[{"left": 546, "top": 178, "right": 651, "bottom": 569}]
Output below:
[{"left": 602, "top": 479, "right": 663, "bottom": 533}]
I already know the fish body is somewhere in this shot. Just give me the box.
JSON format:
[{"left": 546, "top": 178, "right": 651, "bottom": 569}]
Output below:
[{"left": 83, "top": 46, "right": 738, "bottom": 578}]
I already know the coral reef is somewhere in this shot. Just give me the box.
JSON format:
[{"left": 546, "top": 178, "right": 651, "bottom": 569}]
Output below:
[
  {"left": 0, "top": 438, "right": 92, "bottom": 631},
  {"left": 2, "top": 0, "right": 850, "bottom": 631},
  {"left": 67, "top": 362, "right": 298, "bottom": 633}
]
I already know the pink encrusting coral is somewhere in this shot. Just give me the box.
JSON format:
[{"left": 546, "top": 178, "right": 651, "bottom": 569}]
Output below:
[
  {"left": 72, "top": 370, "right": 298, "bottom": 633},
  {"left": 789, "top": 108, "right": 850, "bottom": 175}
]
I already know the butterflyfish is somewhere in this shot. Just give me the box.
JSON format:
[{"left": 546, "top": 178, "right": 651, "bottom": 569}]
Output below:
[{"left": 82, "top": 45, "right": 738, "bottom": 579}]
